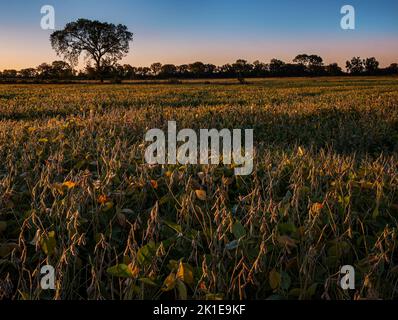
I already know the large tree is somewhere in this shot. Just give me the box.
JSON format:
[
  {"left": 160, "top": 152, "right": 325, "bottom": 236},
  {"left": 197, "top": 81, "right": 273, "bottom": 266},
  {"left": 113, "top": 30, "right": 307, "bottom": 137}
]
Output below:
[{"left": 50, "top": 19, "right": 133, "bottom": 82}]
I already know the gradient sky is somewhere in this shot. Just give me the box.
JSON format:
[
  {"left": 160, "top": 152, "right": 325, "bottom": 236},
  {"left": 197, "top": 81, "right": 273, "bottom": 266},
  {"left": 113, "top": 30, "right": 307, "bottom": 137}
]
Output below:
[{"left": 0, "top": 0, "right": 397, "bottom": 70}]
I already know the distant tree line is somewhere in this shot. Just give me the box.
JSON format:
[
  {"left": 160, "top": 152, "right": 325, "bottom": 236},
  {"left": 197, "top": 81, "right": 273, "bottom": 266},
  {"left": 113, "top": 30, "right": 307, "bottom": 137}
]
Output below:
[{"left": 1, "top": 55, "right": 397, "bottom": 82}]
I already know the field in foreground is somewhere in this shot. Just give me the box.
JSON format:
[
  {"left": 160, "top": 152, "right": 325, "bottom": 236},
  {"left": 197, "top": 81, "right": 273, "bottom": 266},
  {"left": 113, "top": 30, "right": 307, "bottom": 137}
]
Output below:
[{"left": 0, "top": 77, "right": 398, "bottom": 300}]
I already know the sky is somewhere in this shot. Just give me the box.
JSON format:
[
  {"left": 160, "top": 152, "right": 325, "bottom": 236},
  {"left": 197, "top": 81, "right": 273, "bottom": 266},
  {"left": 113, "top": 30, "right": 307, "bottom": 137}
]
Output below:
[{"left": 0, "top": 0, "right": 397, "bottom": 70}]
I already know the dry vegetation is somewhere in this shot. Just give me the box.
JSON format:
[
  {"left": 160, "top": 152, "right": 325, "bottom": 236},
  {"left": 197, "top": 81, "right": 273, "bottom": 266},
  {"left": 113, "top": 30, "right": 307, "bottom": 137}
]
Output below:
[{"left": 0, "top": 77, "right": 398, "bottom": 300}]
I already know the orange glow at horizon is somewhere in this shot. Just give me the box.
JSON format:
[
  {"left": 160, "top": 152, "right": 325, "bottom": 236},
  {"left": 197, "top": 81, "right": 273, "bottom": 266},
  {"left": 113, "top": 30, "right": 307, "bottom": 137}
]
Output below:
[{"left": 1, "top": 31, "right": 398, "bottom": 70}]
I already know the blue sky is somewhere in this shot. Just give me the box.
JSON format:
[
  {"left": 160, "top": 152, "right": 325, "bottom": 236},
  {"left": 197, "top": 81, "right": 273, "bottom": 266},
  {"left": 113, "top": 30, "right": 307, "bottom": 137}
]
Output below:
[{"left": 1, "top": 0, "right": 397, "bottom": 69}]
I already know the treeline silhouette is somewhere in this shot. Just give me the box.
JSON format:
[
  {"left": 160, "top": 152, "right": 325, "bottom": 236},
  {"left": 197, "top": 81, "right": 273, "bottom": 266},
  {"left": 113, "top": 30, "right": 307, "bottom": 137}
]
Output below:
[{"left": 1, "top": 55, "right": 397, "bottom": 82}]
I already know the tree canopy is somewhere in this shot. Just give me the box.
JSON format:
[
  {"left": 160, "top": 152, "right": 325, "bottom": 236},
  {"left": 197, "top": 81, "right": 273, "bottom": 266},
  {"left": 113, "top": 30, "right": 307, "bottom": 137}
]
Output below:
[{"left": 50, "top": 19, "right": 133, "bottom": 81}]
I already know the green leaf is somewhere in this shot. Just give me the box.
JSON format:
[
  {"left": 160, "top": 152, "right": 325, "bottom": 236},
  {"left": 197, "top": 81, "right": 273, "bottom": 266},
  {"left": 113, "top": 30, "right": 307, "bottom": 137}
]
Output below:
[
  {"left": 306, "top": 283, "right": 318, "bottom": 298},
  {"left": 372, "top": 206, "right": 380, "bottom": 219},
  {"left": 232, "top": 221, "right": 246, "bottom": 239},
  {"left": 278, "top": 223, "right": 297, "bottom": 235},
  {"left": 107, "top": 264, "right": 133, "bottom": 278},
  {"left": 164, "top": 220, "right": 182, "bottom": 234},
  {"left": 137, "top": 241, "right": 158, "bottom": 267},
  {"left": 176, "top": 279, "right": 187, "bottom": 300},
  {"left": 40, "top": 231, "right": 56, "bottom": 256},
  {"left": 139, "top": 278, "right": 158, "bottom": 287},
  {"left": 280, "top": 271, "right": 291, "bottom": 291},
  {"left": 269, "top": 269, "right": 281, "bottom": 290}
]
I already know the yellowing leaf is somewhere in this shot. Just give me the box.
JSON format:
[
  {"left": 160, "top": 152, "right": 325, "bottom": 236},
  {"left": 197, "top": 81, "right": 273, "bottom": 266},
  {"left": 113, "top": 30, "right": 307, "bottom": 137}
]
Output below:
[
  {"left": 176, "top": 261, "right": 194, "bottom": 285},
  {"left": 19, "top": 291, "right": 31, "bottom": 300},
  {"left": 164, "top": 171, "right": 172, "bottom": 178},
  {"left": 63, "top": 181, "right": 76, "bottom": 189},
  {"left": 162, "top": 272, "right": 177, "bottom": 292},
  {"left": 195, "top": 189, "right": 207, "bottom": 201},
  {"left": 97, "top": 194, "right": 109, "bottom": 205},
  {"left": 269, "top": 269, "right": 281, "bottom": 290},
  {"left": 103, "top": 201, "right": 114, "bottom": 212},
  {"left": 311, "top": 202, "right": 324, "bottom": 216},
  {"left": 38, "top": 138, "right": 48, "bottom": 143},
  {"left": 361, "top": 181, "right": 374, "bottom": 189},
  {"left": 129, "top": 264, "right": 140, "bottom": 278},
  {"left": 297, "top": 146, "right": 305, "bottom": 157},
  {"left": 53, "top": 183, "right": 64, "bottom": 195},
  {"left": 150, "top": 180, "right": 158, "bottom": 189}
]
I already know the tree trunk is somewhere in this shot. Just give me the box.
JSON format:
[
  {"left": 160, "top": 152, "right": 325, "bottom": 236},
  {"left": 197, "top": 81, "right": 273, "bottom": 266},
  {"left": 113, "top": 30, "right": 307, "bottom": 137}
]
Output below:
[{"left": 95, "top": 60, "right": 103, "bottom": 83}]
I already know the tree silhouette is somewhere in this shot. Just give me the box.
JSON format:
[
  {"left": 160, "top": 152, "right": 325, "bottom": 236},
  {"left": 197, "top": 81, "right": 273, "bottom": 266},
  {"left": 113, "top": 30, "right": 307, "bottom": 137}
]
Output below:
[
  {"left": 269, "top": 59, "right": 285, "bottom": 75},
  {"left": 293, "top": 54, "right": 310, "bottom": 66},
  {"left": 150, "top": 63, "right": 162, "bottom": 76},
  {"left": 51, "top": 61, "right": 73, "bottom": 79},
  {"left": 232, "top": 59, "right": 253, "bottom": 77},
  {"left": 123, "top": 64, "right": 137, "bottom": 79},
  {"left": 346, "top": 57, "right": 364, "bottom": 75},
  {"left": 50, "top": 19, "right": 133, "bottom": 82},
  {"left": 253, "top": 60, "right": 267, "bottom": 77},
  {"left": 293, "top": 54, "right": 323, "bottom": 75},
  {"left": 160, "top": 64, "right": 177, "bottom": 77},
  {"left": 363, "top": 57, "right": 379, "bottom": 75},
  {"left": 189, "top": 62, "right": 206, "bottom": 77},
  {"left": 1, "top": 69, "right": 18, "bottom": 78},
  {"left": 19, "top": 68, "right": 37, "bottom": 79},
  {"left": 325, "top": 63, "right": 343, "bottom": 76},
  {"left": 36, "top": 63, "right": 53, "bottom": 79},
  {"left": 177, "top": 64, "right": 189, "bottom": 76},
  {"left": 2, "top": 52, "right": 396, "bottom": 81},
  {"left": 388, "top": 63, "right": 398, "bottom": 74}
]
